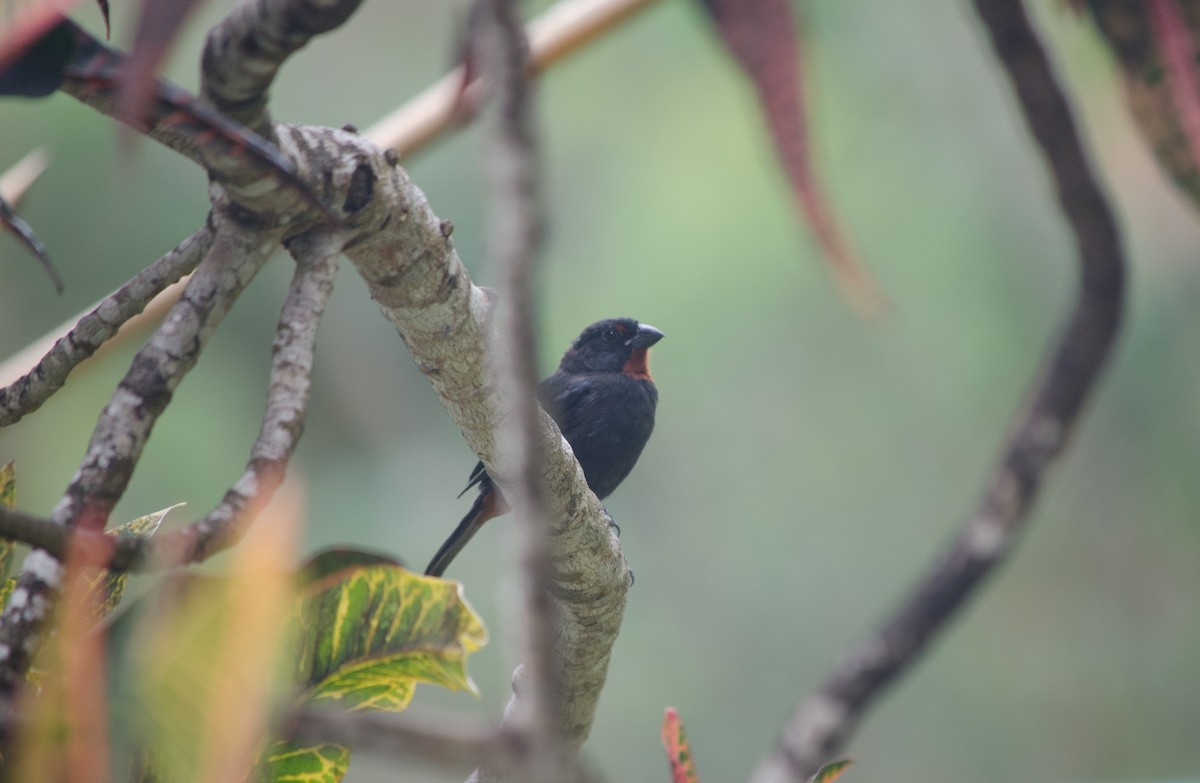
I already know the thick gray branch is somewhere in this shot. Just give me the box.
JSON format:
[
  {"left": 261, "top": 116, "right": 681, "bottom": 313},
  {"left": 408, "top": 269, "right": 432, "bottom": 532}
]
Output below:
[
  {"left": 201, "top": 0, "right": 365, "bottom": 139},
  {"left": 336, "top": 134, "right": 629, "bottom": 747},
  {"left": 749, "top": 2, "right": 1126, "bottom": 781},
  {"left": 0, "top": 223, "right": 213, "bottom": 427}
]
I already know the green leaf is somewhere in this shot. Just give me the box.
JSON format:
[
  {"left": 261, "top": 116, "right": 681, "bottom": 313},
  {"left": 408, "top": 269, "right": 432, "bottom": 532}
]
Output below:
[
  {"left": 0, "top": 462, "right": 16, "bottom": 580},
  {"left": 88, "top": 503, "right": 182, "bottom": 617},
  {"left": 0, "top": 577, "right": 15, "bottom": 611},
  {"left": 258, "top": 740, "right": 351, "bottom": 783},
  {"left": 298, "top": 547, "right": 403, "bottom": 587},
  {"left": 809, "top": 759, "right": 852, "bottom": 783},
  {"left": 294, "top": 565, "right": 487, "bottom": 712}
]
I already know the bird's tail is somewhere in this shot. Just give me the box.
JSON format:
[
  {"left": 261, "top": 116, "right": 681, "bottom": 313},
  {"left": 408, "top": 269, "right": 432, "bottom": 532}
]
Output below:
[{"left": 425, "top": 487, "right": 505, "bottom": 577}]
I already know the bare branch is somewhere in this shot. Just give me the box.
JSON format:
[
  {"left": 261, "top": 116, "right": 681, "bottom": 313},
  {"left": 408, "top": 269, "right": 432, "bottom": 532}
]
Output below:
[
  {"left": 0, "top": 220, "right": 278, "bottom": 695},
  {"left": 0, "top": 148, "right": 51, "bottom": 206},
  {"left": 469, "top": 2, "right": 579, "bottom": 782},
  {"left": 338, "top": 135, "right": 628, "bottom": 749},
  {"left": 367, "top": 0, "right": 663, "bottom": 155},
  {"left": 149, "top": 230, "right": 341, "bottom": 567},
  {"left": 200, "top": 0, "right": 365, "bottom": 139},
  {"left": 0, "top": 234, "right": 338, "bottom": 574},
  {"left": 748, "top": 3, "right": 1127, "bottom": 780},
  {"left": 0, "top": 224, "right": 213, "bottom": 426}
]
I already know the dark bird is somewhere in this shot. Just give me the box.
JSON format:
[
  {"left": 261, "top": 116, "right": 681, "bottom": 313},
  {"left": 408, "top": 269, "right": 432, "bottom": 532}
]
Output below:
[{"left": 425, "top": 317, "right": 663, "bottom": 577}]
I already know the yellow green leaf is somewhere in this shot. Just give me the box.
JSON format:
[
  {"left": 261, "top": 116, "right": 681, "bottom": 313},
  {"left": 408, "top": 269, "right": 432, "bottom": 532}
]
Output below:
[
  {"left": 294, "top": 566, "right": 487, "bottom": 712},
  {"left": 0, "top": 462, "right": 16, "bottom": 579},
  {"left": 258, "top": 740, "right": 351, "bottom": 783},
  {"left": 809, "top": 759, "right": 852, "bottom": 783},
  {"left": 89, "top": 503, "right": 181, "bottom": 617},
  {"left": 135, "top": 501, "right": 299, "bottom": 783}
]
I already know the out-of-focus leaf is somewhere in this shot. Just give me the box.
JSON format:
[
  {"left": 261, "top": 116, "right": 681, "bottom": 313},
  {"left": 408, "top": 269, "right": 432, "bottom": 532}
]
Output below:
[
  {"left": 0, "top": 16, "right": 76, "bottom": 96},
  {"left": 1, "top": 192, "right": 63, "bottom": 293},
  {"left": 0, "top": 462, "right": 15, "bottom": 579},
  {"left": 258, "top": 739, "right": 351, "bottom": 783},
  {"left": 661, "top": 707, "right": 699, "bottom": 783},
  {"left": 117, "top": 0, "right": 211, "bottom": 129},
  {"left": 298, "top": 546, "right": 404, "bottom": 587},
  {"left": 294, "top": 566, "right": 487, "bottom": 712},
  {"left": 10, "top": 548, "right": 110, "bottom": 782},
  {"left": 134, "top": 494, "right": 299, "bottom": 783},
  {"left": 696, "top": 0, "right": 887, "bottom": 317},
  {"left": 808, "top": 759, "right": 852, "bottom": 783},
  {"left": 85, "top": 502, "right": 181, "bottom": 617},
  {"left": 1089, "top": 0, "right": 1200, "bottom": 209}
]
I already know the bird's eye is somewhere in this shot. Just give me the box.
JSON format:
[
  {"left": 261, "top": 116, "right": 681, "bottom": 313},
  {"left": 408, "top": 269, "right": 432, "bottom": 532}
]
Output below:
[{"left": 602, "top": 328, "right": 619, "bottom": 343}]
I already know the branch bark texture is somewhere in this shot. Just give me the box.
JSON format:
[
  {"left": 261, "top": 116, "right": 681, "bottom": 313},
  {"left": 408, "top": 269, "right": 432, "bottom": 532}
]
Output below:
[{"left": 749, "top": 2, "right": 1126, "bottom": 780}]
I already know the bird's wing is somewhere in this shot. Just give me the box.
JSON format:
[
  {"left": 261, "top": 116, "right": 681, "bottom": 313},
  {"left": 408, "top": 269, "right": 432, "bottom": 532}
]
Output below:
[{"left": 537, "top": 374, "right": 594, "bottom": 424}]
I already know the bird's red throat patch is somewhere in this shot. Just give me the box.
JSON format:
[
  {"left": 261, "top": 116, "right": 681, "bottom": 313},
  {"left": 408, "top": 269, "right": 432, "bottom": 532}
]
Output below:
[{"left": 622, "top": 348, "right": 653, "bottom": 381}]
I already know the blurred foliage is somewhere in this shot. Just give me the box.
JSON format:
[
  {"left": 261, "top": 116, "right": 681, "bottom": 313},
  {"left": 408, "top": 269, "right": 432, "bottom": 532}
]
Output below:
[{"left": 2, "top": 1, "right": 1200, "bottom": 783}]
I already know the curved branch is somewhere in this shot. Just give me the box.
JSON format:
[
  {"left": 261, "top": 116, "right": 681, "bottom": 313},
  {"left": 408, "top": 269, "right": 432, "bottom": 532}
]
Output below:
[
  {"left": 200, "top": 0, "right": 365, "bottom": 139},
  {"left": 749, "top": 3, "right": 1126, "bottom": 781},
  {"left": 332, "top": 131, "right": 629, "bottom": 747},
  {"left": 0, "top": 223, "right": 213, "bottom": 426}
]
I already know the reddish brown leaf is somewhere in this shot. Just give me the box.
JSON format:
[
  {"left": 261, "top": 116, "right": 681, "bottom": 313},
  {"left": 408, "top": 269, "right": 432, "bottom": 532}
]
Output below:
[
  {"left": 660, "top": 707, "right": 699, "bottom": 783},
  {"left": 698, "top": 0, "right": 888, "bottom": 318},
  {"left": 1, "top": 193, "right": 63, "bottom": 292},
  {"left": 1147, "top": 0, "right": 1200, "bottom": 178},
  {"left": 116, "top": 0, "right": 211, "bottom": 131}
]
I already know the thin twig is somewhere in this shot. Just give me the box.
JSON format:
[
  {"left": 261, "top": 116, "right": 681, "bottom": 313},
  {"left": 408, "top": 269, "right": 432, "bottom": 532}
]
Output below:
[
  {"left": 470, "top": 2, "right": 576, "bottom": 782},
  {"left": 0, "top": 234, "right": 339, "bottom": 572},
  {"left": 748, "top": 2, "right": 1126, "bottom": 780},
  {"left": 149, "top": 230, "right": 341, "bottom": 568},
  {"left": 0, "top": 223, "right": 213, "bottom": 426},
  {"left": 0, "top": 148, "right": 51, "bottom": 206},
  {"left": 0, "top": 222, "right": 278, "bottom": 696},
  {"left": 368, "top": 0, "right": 662, "bottom": 154}
]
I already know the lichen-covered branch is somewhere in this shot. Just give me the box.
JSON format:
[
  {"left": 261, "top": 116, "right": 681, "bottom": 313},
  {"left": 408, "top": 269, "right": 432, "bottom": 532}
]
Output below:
[
  {"left": 0, "top": 223, "right": 213, "bottom": 427},
  {"left": 748, "top": 3, "right": 1126, "bottom": 781},
  {"left": 200, "top": 0, "right": 365, "bottom": 139},
  {"left": 335, "top": 133, "right": 629, "bottom": 747},
  {"left": 0, "top": 221, "right": 276, "bottom": 695},
  {"left": 151, "top": 230, "right": 340, "bottom": 567}
]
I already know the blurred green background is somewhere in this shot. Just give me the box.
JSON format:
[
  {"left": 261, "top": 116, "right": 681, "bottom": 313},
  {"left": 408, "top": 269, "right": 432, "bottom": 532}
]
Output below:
[{"left": 2, "top": 1, "right": 1200, "bottom": 781}]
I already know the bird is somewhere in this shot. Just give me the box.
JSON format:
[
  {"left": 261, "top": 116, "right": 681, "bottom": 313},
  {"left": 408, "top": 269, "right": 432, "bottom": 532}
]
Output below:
[{"left": 425, "top": 317, "right": 663, "bottom": 577}]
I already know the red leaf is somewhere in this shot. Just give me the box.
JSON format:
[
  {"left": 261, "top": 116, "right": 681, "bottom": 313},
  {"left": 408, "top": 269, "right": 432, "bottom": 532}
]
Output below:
[
  {"left": 1147, "top": 0, "right": 1200, "bottom": 178},
  {"left": 698, "top": 0, "right": 889, "bottom": 318},
  {"left": 116, "top": 0, "right": 211, "bottom": 130},
  {"left": 660, "top": 707, "right": 699, "bottom": 783}
]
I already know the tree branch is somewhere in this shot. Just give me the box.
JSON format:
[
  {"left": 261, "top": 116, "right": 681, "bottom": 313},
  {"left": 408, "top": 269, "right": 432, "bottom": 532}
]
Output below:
[
  {"left": 0, "top": 219, "right": 277, "bottom": 695},
  {"left": 0, "top": 223, "right": 213, "bottom": 426},
  {"left": 200, "top": 0, "right": 365, "bottom": 139},
  {"left": 748, "top": 3, "right": 1127, "bottom": 780},
  {"left": 0, "top": 233, "right": 338, "bottom": 572},
  {"left": 468, "top": 2, "right": 581, "bottom": 782}
]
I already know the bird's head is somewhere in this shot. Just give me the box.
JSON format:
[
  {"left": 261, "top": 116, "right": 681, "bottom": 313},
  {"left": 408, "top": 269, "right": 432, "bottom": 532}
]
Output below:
[{"left": 558, "top": 318, "right": 664, "bottom": 379}]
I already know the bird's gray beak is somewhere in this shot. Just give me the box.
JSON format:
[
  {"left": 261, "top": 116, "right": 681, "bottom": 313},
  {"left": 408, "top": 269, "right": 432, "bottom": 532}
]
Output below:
[{"left": 628, "top": 323, "right": 664, "bottom": 349}]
